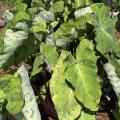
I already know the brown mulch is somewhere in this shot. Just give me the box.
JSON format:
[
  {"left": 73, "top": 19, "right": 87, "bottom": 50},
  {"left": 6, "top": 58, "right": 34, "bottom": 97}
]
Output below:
[
  {"left": 0, "top": 3, "right": 8, "bottom": 32},
  {"left": 96, "top": 112, "right": 110, "bottom": 120},
  {"left": 116, "top": 32, "right": 120, "bottom": 40}
]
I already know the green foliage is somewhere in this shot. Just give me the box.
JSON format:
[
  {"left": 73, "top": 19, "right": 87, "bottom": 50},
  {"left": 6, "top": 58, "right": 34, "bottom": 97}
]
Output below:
[
  {"left": 1, "top": 0, "right": 120, "bottom": 120},
  {"left": 65, "top": 39, "right": 101, "bottom": 111},
  {"left": 17, "top": 65, "right": 41, "bottom": 120},
  {"left": 31, "top": 54, "right": 44, "bottom": 76},
  {"left": 113, "top": 40, "right": 120, "bottom": 58},
  {"left": 40, "top": 42, "right": 59, "bottom": 68},
  {"left": 0, "top": 22, "right": 35, "bottom": 71},
  {"left": 104, "top": 61, "right": 120, "bottom": 120},
  {"left": 50, "top": 50, "right": 81, "bottom": 120},
  {"left": 52, "top": 1, "right": 64, "bottom": 13},
  {"left": 0, "top": 74, "right": 24, "bottom": 116},
  {"left": 87, "top": 4, "right": 116, "bottom": 54}
]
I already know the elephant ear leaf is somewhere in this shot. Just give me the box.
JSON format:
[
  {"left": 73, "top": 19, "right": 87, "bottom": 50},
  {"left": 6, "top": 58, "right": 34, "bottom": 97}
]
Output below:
[
  {"left": 93, "top": 4, "right": 116, "bottom": 54},
  {"left": 0, "top": 22, "right": 35, "bottom": 71},
  {"left": 87, "top": 4, "right": 116, "bottom": 54},
  {"left": 65, "top": 39, "right": 101, "bottom": 111},
  {"left": 50, "top": 50, "right": 81, "bottom": 120},
  {"left": 50, "top": 39, "right": 101, "bottom": 120}
]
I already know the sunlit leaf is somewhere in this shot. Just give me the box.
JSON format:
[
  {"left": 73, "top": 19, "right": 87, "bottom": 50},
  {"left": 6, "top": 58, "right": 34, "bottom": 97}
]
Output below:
[
  {"left": 89, "top": 4, "right": 116, "bottom": 54},
  {"left": 0, "top": 74, "right": 24, "bottom": 115},
  {"left": 50, "top": 51, "right": 81, "bottom": 120},
  {"left": 52, "top": 1, "right": 64, "bottom": 13},
  {"left": 65, "top": 39, "right": 101, "bottom": 110}
]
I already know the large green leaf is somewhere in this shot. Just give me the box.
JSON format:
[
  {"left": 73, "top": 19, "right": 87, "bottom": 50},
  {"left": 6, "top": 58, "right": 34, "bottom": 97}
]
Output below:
[
  {"left": 89, "top": 4, "right": 116, "bottom": 54},
  {"left": 0, "top": 74, "right": 24, "bottom": 115},
  {"left": 0, "top": 22, "right": 35, "bottom": 71},
  {"left": 50, "top": 50, "right": 81, "bottom": 120},
  {"left": 50, "top": 39, "right": 101, "bottom": 119},
  {"left": 104, "top": 61, "right": 120, "bottom": 96},
  {"left": 65, "top": 39, "right": 101, "bottom": 111}
]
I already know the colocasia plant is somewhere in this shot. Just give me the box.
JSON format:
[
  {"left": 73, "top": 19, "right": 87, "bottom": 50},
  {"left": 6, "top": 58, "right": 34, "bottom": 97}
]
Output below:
[{"left": 0, "top": 0, "right": 120, "bottom": 120}]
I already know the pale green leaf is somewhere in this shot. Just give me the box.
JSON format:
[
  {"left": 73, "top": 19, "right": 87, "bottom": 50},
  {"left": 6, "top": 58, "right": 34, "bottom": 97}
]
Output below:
[
  {"left": 79, "top": 110, "right": 95, "bottom": 120},
  {"left": 50, "top": 50, "right": 81, "bottom": 120},
  {"left": 31, "top": 19, "right": 48, "bottom": 33},
  {"left": 14, "top": 12, "right": 30, "bottom": 22},
  {"left": 50, "top": 21, "right": 59, "bottom": 28},
  {"left": 52, "top": 1, "right": 64, "bottom": 13},
  {"left": 0, "top": 74, "right": 24, "bottom": 115},
  {"left": 65, "top": 39, "right": 101, "bottom": 111},
  {"left": 90, "top": 4, "right": 116, "bottom": 54},
  {"left": 16, "top": 3, "right": 28, "bottom": 12}
]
